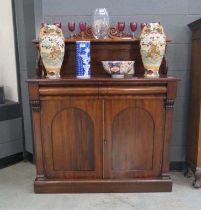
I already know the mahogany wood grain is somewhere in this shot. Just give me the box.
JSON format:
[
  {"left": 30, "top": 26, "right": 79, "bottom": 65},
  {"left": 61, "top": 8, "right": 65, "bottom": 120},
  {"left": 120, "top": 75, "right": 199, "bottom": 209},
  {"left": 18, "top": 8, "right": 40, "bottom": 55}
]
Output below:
[
  {"left": 104, "top": 99, "right": 164, "bottom": 179},
  {"left": 39, "top": 86, "right": 166, "bottom": 96},
  {"left": 51, "top": 108, "right": 95, "bottom": 171},
  {"left": 39, "top": 87, "right": 99, "bottom": 96},
  {"left": 28, "top": 83, "right": 45, "bottom": 181},
  {"left": 28, "top": 38, "right": 178, "bottom": 193},
  {"left": 98, "top": 87, "right": 167, "bottom": 95},
  {"left": 41, "top": 99, "right": 103, "bottom": 179},
  {"left": 162, "top": 81, "right": 178, "bottom": 177},
  {"left": 28, "top": 77, "right": 178, "bottom": 192},
  {"left": 34, "top": 178, "right": 172, "bottom": 193},
  {"left": 27, "top": 75, "right": 178, "bottom": 84},
  {"left": 187, "top": 40, "right": 201, "bottom": 165},
  {"left": 60, "top": 42, "right": 145, "bottom": 76},
  {"left": 186, "top": 19, "right": 201, "bottom": 188}
]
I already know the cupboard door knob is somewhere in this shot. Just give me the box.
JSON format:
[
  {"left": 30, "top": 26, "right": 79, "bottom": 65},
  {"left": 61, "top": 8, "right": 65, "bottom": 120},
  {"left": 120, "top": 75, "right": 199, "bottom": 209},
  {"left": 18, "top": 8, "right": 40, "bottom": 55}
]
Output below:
[{"left": 104, "top": 139, "right": 107, "bottom": 144}]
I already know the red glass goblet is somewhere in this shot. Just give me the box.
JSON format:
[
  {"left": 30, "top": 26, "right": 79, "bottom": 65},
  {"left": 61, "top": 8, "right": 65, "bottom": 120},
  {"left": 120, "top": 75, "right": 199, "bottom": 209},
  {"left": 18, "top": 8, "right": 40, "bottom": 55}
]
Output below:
[
  {"left": 141, "top": 23, "right": 146, "bottom": 30},
  {"left": 79, "top": 22, "right": 86, "bottom": 39},
  {"left": 118, "top": 22, "right": 125, "bottom": 37},
  {"left": 68, "top": 22, "right": 75, "bottom": 38},
  {"left": 130, "top": 22, "right": 137, "bottom": 38}
]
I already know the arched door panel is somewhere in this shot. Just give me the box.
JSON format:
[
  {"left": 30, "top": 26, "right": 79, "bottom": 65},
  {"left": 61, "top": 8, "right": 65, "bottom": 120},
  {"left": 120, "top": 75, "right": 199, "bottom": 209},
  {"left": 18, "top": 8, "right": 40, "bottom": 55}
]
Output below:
[
  {"left": 104, "top": 99, "right": 164, "bottom": 178},
  {"left": 41, "top": 99, "right": 102, "bottom": 179}
]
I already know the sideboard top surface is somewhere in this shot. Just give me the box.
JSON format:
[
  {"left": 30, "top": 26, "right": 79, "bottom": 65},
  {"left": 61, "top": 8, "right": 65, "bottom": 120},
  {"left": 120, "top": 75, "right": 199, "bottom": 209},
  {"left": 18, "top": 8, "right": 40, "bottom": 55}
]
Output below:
[{"left": 27, "top": 76, "right": 179, "bottom": 85}]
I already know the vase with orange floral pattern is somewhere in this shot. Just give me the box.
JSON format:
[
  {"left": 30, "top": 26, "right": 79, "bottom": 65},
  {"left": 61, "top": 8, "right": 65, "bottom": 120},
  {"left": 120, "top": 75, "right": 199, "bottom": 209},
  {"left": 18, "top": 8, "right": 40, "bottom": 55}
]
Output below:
[
  {"left": 140, "top": 22, "right": 166, "bottom": 77},
  {"left": 39, "top": 24, "right": 65, "bottom": 79}
]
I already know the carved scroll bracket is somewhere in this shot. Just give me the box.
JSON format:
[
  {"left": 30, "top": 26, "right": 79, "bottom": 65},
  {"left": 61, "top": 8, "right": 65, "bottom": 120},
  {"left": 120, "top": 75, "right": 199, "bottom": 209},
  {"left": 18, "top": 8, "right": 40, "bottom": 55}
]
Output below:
[
  {"left": 165, "top": 99, "right": 175, "bottom": 110},
  {"left": 72, "top": 25, "right": 133, "bottom": 39},
  {"left": 30, "top": 100, "right": 41, "bottom": 112}
]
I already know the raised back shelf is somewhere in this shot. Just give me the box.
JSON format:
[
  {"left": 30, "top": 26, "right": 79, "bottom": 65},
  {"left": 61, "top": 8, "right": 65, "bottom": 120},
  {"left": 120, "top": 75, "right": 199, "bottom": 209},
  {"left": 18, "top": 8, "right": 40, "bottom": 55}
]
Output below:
[{"left": 33, "top": 37, "right": 169, "bottom": 78}]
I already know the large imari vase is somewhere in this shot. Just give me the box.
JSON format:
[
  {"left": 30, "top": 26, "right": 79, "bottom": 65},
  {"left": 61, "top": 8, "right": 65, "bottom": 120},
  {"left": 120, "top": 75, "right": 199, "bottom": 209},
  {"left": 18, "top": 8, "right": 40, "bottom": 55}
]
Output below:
[
  {"left": 140, "top": 22, "right": 166, "bottom": 77},
  {"left": 39, "top": 24, "right": 65, "bottom": 79}
]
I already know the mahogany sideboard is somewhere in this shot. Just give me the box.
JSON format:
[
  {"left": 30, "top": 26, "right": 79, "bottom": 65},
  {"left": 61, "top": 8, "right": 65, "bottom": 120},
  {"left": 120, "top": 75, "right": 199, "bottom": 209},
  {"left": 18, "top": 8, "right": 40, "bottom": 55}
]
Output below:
[
  {"left": 28, "top": 38, "right": 178, "bottom": 193},
  {"left": 186, "top": 19, "right": 201, "bottom": 188}
]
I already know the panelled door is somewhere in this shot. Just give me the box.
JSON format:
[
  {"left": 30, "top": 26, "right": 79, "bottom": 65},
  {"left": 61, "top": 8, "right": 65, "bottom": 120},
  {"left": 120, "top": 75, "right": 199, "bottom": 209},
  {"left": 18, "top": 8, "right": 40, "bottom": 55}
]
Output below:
[
  {"left": 104, "top": 98, "right": 165, "bottom": 178},
  {"left": 41, "top": 98, "right": 103, "bottom": 179}
]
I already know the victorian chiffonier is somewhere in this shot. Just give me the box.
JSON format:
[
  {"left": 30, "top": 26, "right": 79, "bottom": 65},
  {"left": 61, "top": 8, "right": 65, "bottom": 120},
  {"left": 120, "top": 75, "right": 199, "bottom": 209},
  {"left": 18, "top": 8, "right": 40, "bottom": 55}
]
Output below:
[
  {"left": 186, "top": 19, "right": 201, "bottom": 188},
  {"left": 28, "top": 35, "right": 178, "bottom": 193}
]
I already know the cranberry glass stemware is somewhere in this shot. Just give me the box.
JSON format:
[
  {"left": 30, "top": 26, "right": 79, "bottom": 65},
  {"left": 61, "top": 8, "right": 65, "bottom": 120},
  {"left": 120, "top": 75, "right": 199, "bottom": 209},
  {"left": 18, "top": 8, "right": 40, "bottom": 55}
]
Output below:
[
  {"left": 79, "top": 22, "right": 87, "bottom": 39},
  {"left": 68, "top": 22, "right": 75, "bottom": 38},
  {"left": 117, "top": 22, "right": 125, "bottom": 37},
  {"left": 130, "top": 22, "right": 137, "bottom": 38}
]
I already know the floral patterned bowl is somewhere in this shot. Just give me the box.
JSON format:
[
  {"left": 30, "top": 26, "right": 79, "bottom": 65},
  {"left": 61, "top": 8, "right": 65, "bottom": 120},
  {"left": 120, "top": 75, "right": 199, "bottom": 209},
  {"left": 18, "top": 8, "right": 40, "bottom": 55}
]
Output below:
[{"left": 101, "top": 61, "right": 135, "bottom": 78}]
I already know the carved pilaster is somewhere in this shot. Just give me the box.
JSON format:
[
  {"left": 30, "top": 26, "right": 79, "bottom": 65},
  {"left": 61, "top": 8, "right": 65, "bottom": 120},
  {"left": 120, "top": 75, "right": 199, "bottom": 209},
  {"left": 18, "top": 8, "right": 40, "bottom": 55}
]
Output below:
[
  {"left": 30, "top": 100, "right": 41, "bottom": 112},
  {"left": 193, "top": 167, "right": 201, "bottom": 188},
  {"left": 165, "top": 99, "right": 175, "bottom": 110}
]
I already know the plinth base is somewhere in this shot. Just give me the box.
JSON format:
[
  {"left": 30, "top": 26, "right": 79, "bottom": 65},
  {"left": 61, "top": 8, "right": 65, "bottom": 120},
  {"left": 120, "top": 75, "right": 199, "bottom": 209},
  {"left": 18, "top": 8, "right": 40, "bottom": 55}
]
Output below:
[{"left": 34, "top": 177, "right": 172, "bottom": 193}]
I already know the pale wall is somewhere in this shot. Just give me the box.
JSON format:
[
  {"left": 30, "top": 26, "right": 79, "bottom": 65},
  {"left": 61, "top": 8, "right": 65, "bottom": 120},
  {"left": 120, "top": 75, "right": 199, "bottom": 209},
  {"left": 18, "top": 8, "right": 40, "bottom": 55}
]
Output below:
[
  {"left": 41, "top": 0, "right": 201, "bottom": 162},
  {"left": 0, "top": 0, "right": 18, "bottom": 102}
]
